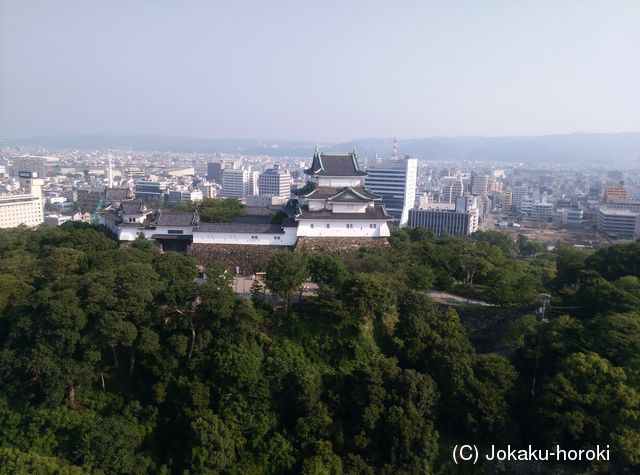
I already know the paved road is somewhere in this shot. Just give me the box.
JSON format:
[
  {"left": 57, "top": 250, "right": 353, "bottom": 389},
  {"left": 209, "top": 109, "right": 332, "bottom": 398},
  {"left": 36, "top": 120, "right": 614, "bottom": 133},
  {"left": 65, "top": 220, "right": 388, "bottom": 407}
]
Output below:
[
  {"left": 426, "top": 290, "right": 494, "bottom": 307},
  {"left": 231, "top": 276, "right": 492, "bottom": 307},
  {"left": 232, "top": 277, "right": 318, "bottom": 297}
]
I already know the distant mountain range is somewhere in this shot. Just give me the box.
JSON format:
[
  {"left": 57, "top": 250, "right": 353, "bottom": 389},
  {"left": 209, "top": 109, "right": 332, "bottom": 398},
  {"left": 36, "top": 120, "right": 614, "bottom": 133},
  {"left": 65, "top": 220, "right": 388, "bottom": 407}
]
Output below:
[{"left": 3, "top": 132, "right": 639, "bottom": 166}]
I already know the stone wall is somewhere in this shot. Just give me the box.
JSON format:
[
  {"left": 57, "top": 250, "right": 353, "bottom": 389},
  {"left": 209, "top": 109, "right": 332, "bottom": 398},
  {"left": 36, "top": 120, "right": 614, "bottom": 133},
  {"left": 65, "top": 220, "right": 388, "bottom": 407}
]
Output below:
[
  {"left": 188, "top": 243, "right": 290, "bottom": 275},
  {"left": 188, "top": 237, "right": 388, "bottom": 275},
  {"left": 295, "top": 236, "right": 388, "bottom": 254}
]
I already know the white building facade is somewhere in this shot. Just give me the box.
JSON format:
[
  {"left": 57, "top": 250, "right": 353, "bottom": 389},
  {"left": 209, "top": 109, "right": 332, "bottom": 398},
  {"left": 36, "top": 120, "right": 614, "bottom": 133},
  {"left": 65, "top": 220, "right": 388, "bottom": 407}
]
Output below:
[
  {"left": 364, "top": 155, "right": 417, "bottom": 227},
  {"left": 258, "top": 166, "right": 291, "bottom": 199},
  {"left": 408, "top": 196, "right": 479, "bottom": 237},
  {"left": 221, "top": 168, "right": 256, "bottom": 198},
  {"left": 0, "top": 172, "right": 45, "bottom": 229}
]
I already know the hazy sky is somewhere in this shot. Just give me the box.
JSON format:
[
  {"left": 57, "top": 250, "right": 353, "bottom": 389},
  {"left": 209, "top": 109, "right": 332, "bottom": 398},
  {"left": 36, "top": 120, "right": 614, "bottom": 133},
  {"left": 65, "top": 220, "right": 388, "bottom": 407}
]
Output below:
[{"left": 1, "top": 1, "right": 639, "bottom": 142}]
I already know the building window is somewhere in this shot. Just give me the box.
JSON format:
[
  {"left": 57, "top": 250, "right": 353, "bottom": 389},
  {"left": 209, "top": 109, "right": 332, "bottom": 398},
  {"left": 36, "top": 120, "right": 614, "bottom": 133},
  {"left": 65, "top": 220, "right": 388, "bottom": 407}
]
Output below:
[
  {"left": 168, "top": 229, "right": 184, "bottom": 234},
  {"left": 370, "top": 223, "right": 377, "bottom": 229},
  {"left": 251, "top": 235, "right": 258, "bottom": 239},
  {"left": 346, "top": 223, "right": 353, "bottom": 229},
  {"left": 326, "top": 223, "right": 331, "bottom": 228},
  {"left": 310, "top": 223, "right": 314, "bottom": 228},
  {"left": 274, "top": 236, "right": 281, "bottom": 240}
]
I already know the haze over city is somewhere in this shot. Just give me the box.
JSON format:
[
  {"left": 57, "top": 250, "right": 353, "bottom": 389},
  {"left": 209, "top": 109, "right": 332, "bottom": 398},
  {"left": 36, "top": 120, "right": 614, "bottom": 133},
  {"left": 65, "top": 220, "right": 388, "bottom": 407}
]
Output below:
[{"left": 1, "top": 0, "right": 639, "bottom": 142}]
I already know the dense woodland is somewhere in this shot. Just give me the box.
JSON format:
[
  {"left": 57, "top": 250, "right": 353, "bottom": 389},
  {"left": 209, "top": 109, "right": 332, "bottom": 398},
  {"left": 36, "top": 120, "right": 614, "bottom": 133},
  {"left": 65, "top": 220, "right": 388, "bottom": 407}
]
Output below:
[{"left": 0, "top": 222, "right": 639, "bottom": 474}]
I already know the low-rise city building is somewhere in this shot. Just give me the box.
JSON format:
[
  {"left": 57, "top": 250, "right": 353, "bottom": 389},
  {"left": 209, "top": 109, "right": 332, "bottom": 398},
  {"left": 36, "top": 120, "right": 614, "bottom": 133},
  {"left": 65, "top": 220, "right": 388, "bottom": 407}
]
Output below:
[{"left": 408, "top": 195, "right": 479, "bottom": 237}]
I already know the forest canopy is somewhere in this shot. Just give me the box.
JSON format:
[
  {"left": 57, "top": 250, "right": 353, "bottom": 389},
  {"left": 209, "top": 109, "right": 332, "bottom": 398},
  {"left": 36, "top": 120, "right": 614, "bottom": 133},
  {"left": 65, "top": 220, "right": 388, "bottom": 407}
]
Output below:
[{"left": 0, "top": 223, "right": 638, "bottom": 473}]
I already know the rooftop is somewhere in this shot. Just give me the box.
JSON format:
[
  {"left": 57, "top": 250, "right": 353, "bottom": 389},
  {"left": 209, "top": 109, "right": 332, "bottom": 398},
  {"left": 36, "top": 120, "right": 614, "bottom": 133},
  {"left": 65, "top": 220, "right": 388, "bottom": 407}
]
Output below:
[
  {"left": 154, "top": 212, "right": 199, "bottom": 226},
  {"left": 121, "top": 200, "right": 147, "bottom": 215},
  {"left": 295, "top": 182, "right": 380, "bottom": 202},
  {"left": 304, "top": 149, "right": 367, "bottom": 177},
  {"left": 327, "top": 187, "right": 381, "bottom": 202},
  {"left": 297, "top": 205, "right": 390, "bottom": 220},
  {"left": 598, "top": 207, "right": 640, "bottom": 217},
  {"left": 195, "top": 222, "right": 288, "bottom": 234},
  {"left": 234, "top": 215, "right": 273, "bottom": 225}
]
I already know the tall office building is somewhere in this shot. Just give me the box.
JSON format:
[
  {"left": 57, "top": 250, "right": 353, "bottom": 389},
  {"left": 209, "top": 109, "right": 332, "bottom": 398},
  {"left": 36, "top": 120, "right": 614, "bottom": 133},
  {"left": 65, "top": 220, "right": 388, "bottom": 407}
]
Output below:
[
  {"left": 364, "top": 155, "right": 417, "bottom": 226},
  {"left": 0, "top": 172, "right": 45, "bottom": 228},
  {"left": 248, "top": 170, "right": 259, "bottom": 196},
  {"left": 502, "top": 190, "right": 512, "bottom": 211},
  {"left": 258, "top": 165, "right": 291, "bottom": 199},
  {"left": 221, "top": 168, "right": 253, "bottom": 198},
  {"left": 207, "top": 159, "right": 241, "bottom": 183},
  {"left": 511, "top": 185, "right": 529, "bottom": 211},
  {"left": 440, "top": 176, "right": 465, "bottom": 203},
  {"left": 470, "top": 173, "right": 490, "bottom": 196},
  {"left": 207, "top": 162, "right": 225, "bottom": 183}
]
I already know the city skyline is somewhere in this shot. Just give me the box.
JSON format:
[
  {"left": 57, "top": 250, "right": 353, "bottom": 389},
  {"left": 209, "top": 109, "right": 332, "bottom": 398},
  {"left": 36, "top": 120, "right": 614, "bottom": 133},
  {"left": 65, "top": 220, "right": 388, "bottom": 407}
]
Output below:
[{"left": 1, "top": 1, "right": 639, "bottom": 142}]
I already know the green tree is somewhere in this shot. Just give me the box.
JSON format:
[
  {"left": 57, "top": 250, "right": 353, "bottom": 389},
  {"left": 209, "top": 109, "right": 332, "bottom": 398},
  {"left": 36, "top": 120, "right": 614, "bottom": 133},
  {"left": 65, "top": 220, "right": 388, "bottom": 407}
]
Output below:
[
  {"left": 266, "top": 251, "right": 308, "bottom": 309},
  {"left": 540, "top": 352, "right": 640, "bottom": 467},
  {"left": 308, "top": 254, "right": 347, "bottom": 288},
  {"left": 589, "top": 312, "right": 640, "bottom": 369},
  {"left": 576, "top": 271, "right": 640, "bottom": 316},
  {"left": 517, "top": 234, "right": 545, "bottom": 257},
  {"left": 173, "top": 198, "right": 245, "bottom": 223},
  {"left": 14, "top": 286, "right": 100, "bottom": 407},
  {"left": 613, "top": 275, "right": 640, "bottom": 299},
  {"left": 0, "top": 447, "right": 84, "bottom": 475}
]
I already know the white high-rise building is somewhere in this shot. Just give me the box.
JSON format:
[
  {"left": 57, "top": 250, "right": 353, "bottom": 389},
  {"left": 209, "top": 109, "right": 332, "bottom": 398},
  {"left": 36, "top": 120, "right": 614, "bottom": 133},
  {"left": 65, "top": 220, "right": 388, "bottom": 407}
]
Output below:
[
  {"left": 512, "top": 185, "right": 529, "bottom": 211},
  {"left": 364, "top": 155, "right": 417, "bottom": 227},
  {"left": 258, "top": 165, "right": 292, "bottom": 199},
  {"left": 0, "top": 172, "right": 45, "bottom": 228},
  {"left": 248, "top": 170, "right": 260, "bottom": 197},
  {"left": 221, "top": 168, "right": 252, "bottom": 198}
]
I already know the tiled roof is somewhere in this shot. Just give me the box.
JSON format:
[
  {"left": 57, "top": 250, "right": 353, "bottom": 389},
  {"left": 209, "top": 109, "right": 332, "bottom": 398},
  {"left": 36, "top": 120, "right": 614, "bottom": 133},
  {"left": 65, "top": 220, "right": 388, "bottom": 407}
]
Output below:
[
  {"left": 121, "top": 200, "right": 147, "bottom": 215},
  {"left": 297, "top": 183, "right": 380, "bottom": 202},
  {"left": 154, "top": 212, "right": 199, "bottom": 226},
  {"left": 297, "top": 205, "right": 391, "bottom": 220},
  {"left": 293, "top": 182, "right": 316, "bottom": 196},
  {"left": 234, "top": 215, "right": 273, "bottom": 225},
  {"left": 105, "top": 187, "right": 134, "bottom": 202},
  {"left": 101, "top": 209, "right": 121, "bottom": 225},
  {"left": 195, "top": 223, "right": 287, "bottom": 234},
  {"left": 150, "top": 234, "right": 193, "bottom": 240},
  {"left": 195, "top": 213, "right": 298, "bottom": 233},
  {"left": 327, "top": 187, "right": 380, "bottom": 202},
  {"left": 304, "top": 150, "right": 366, "bottom": 177},
  {"left": 243, "top": 206, "right": 276, "bottom": 216}
]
